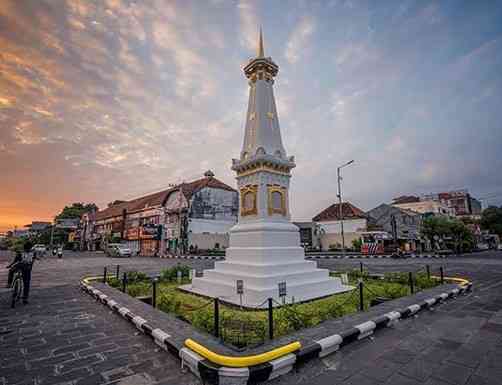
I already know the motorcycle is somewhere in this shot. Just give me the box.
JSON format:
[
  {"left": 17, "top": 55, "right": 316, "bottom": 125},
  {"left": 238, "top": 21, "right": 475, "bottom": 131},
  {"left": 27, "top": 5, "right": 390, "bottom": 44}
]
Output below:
[
  {"left": 57, "top": 247, "right": 63, "bottom": 259},
  {"left": 52, "top": 248, "right": 57, "bottom": 256}
]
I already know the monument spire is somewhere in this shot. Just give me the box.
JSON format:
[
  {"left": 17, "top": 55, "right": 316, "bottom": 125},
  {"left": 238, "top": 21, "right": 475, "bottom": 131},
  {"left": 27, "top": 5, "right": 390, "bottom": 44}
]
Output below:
[
  {"left": 258, "top": 27, "right": 264, "bottom": 57},
  {"left": 187, "top": 29, "right": 351, "bottom": 309},
  {"left": 235, "top": 27, "right": 293, "bottom": 167}
]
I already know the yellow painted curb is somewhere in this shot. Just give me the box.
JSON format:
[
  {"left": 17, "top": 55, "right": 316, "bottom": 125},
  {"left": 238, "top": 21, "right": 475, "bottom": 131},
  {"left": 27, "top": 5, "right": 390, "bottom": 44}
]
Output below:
[
  {"left": 185, "top": 338, "right": 301, "bottom": 368},
  {"left": 82, "top": 276, "right": 102, "bottom": 284},
  {"left": 431, "top": 275, "right": 470, "bottom": 287}
]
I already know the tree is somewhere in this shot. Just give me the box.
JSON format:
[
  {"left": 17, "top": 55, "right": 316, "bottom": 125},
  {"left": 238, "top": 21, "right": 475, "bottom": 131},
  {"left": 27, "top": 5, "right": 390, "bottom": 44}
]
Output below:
[
  {"left": 55, "top": 202, "right": 98, "bottom": 220},
  {"left": 422, "top": 216, "right": 475, "bottom": 253},
  {"left": 480, "top": 206, "right": 502, "bottom": 237}
]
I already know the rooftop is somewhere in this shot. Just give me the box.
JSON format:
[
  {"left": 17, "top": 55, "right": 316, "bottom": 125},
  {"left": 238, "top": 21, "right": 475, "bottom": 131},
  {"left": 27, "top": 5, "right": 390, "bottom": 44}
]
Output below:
[
  {"left": 95, "top": 173, "right": 235, "bottom": 221},
  {"left": 312, "top": 202, "right": 366, "bottom": 222}
]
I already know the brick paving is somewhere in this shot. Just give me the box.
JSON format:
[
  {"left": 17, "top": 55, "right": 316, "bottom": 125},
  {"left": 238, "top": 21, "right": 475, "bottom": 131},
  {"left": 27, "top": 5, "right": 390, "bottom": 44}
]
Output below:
[{"left": 1, "top": 250, "right": 502, "bottom": 384}]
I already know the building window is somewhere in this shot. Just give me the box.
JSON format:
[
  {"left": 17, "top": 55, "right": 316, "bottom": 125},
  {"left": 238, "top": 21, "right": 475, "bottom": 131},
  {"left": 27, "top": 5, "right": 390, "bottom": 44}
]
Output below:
[
  {"left": 268, "top": 185, "right": 286, "bottom": 216},
  {"left": 240, "top": 185, "right": 258, "bottom": 216}
]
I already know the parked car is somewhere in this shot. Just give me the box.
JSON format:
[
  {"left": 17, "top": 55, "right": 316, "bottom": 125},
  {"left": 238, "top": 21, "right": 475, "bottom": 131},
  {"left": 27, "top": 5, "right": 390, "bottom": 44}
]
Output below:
[
  {"left": 32, "top": 244, "right": 47, "bottom": 257},
  {"left": 105, "top": 243, "right": 132, "bottom": 258},
  {"left": 497, "top": 243, "right": 502, "bottom": 251}
]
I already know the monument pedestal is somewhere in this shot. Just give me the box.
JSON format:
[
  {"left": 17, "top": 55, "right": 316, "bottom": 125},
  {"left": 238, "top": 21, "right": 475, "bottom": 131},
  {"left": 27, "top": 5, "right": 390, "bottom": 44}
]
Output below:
[{"left": 182, "top": 221, "right": 353, "bottom": 308}]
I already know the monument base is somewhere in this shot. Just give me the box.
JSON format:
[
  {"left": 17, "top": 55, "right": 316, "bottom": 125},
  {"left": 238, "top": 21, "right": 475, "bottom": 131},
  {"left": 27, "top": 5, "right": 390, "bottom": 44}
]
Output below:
[{"left": 182, "top": 221, "right": 354, "bottom": 308}]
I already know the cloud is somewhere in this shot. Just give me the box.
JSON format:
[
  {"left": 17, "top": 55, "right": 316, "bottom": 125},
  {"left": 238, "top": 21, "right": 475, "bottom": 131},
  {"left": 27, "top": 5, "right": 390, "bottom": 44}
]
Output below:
[
  {"left": 285, "top": 16, "right": 315, "bottom": 64},
  {"left": 237, "top": 1, "right": 259, "bottom": 51}
]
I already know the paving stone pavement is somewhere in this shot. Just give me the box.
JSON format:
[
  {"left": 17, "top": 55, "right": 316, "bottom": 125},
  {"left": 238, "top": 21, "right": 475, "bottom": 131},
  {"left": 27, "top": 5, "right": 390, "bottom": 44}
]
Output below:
[{"left": 1, "top": 250, "right": 502, "bottom": 384}]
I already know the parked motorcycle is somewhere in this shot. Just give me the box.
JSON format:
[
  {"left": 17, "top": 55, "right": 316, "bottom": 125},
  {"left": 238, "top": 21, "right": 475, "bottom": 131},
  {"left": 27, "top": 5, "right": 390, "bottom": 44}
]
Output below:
[{"left": 57, "top": 247, "right": 63, "bottom": 259}]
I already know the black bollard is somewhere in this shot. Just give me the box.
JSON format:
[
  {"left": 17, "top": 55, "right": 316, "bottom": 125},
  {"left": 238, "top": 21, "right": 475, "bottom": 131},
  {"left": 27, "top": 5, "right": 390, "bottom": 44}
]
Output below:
[
  {"left": 268, "top": 298, "right": 274, "bottom": 340},
  {"left": 360, "top": 261, "right": 363, "bottom": 275},
  {"left": 103, "top": 267, "right": 107, "bottom": 284},
  {"left": 122, "top": 272, "right": 127, "bottom": 293},
  {"left": 116, "top": 265, "right": 120, "bottom": 279},
  {"left": 359, "top": 280, "right": 364, "bottom": 311},
  {"left": 440, "top": 266, "right": 444, "bottom": 284},
  {"left": 152, "top": 279, "right": 157, "bottom": 308},
  {"left": 214, "top": 298, "right": 220, "bottom": 338},
  {"left": 409, "top": 272, "right": 414, "bottom": 294},
  {"left": 426, "top": 265, "right": 431, "bottom": 280}
]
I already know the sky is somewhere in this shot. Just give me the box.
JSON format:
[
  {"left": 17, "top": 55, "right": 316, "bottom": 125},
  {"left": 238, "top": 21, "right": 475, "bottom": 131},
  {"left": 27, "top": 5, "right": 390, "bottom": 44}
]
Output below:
[{"left": 1, "top": 0, "right": 502, "bottom": 231}]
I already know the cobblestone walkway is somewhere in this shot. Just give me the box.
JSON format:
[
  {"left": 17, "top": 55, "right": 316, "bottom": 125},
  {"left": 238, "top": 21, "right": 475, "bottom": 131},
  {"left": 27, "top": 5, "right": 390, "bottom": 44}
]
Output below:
[{"left": 1, "top": 251, "right": 502, "bottom": 385}]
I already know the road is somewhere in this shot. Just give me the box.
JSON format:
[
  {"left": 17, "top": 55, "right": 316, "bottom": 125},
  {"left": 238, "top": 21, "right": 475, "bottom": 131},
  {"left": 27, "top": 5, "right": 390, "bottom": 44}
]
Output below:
[{"left": 1, "top": 250, "right": 501, "bottom": 385}]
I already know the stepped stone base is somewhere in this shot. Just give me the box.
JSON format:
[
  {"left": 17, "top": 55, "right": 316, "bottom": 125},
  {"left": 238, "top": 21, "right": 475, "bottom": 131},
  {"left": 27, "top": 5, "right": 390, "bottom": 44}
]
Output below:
[{"left": 182, "top": 221, "right": 354, "bottom": 308}]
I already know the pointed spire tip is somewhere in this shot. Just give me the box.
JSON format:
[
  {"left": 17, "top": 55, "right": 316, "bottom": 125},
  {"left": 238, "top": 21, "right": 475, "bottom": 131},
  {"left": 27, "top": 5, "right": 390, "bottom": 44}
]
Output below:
[{"left": 258, "top": 26, "right": 264, "bottom": 58}]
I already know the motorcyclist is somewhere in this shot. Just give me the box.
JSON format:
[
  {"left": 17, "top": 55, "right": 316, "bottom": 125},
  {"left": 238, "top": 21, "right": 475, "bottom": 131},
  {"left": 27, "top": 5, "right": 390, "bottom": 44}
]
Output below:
[{"left": 6, "top": 241, "right": 37, "bottom": 304}]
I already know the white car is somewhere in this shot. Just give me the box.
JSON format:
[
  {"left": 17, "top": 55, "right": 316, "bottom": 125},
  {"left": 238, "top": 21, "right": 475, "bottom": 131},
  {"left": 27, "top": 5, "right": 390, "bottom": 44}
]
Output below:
[
  {"left": 107, "top": 244, "right": 132, "bottom": 258},
  {"left": 32, "top": 244, "right": 47, "bottom": 256},
  {"left": 498, "top": 244, "right": 502, "bottom": 251}
]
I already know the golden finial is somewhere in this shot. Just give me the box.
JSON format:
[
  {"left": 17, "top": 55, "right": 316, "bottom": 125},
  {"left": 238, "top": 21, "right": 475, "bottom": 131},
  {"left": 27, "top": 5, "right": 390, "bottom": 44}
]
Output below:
[{"left": 258, "top": 27, "right": 264, "bottom": 57}]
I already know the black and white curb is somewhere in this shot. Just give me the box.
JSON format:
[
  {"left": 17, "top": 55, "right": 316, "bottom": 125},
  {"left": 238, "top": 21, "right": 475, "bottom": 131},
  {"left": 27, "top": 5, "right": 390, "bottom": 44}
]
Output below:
[
  {"left": 306, "top": 254, "right": 447, "bottom": 260},
  {"left": 159, "top": 255, "right": 225, "bottom": 260},
  {"left": 179, "top": 282, "right": 472, "bottom": 385},
  {"left": 81, "top": 278, "right": 471, "bottom": 385},
  {"left": 80, "top": 281, "right": 179, "bottom": 357}
]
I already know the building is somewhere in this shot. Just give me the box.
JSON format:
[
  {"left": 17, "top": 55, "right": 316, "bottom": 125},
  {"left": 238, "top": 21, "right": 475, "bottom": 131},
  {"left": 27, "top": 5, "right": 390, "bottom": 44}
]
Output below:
[
  {"left": 421, "top": 189, "right": 482, "bottom": 218},
  {"left": 88, "top": 172, "right": 237, "bottom": 256},
  {"left": 293, "top": 222, "right": 321, "bottom": 250},
  {"left": 365, "top": 204, "right": 422, "bottom": 252},
  {"left": 25, "top": 221, "right": 51, "bottom": 237},
  {"left": 186, "top": 30, "right": 351, "bottom": 307},
  {"left": 392, "top": 199, "right": 453, "bottom": 217},
  {"left": 312, "top": 202, "right": 367, "bottom": 250}
]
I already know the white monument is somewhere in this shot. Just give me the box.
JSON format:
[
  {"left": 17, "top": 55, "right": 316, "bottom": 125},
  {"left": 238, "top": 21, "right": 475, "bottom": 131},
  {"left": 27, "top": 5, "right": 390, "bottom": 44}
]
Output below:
[{"left": 184, "top": 30, "right": 352, "bottom": 308}]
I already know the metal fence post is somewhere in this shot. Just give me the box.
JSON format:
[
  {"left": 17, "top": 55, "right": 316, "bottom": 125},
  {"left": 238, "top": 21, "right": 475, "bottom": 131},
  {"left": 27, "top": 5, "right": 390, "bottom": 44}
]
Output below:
[
  {"left": 360, "top": 261, "right": 363, "bottom": 275},
  {"left": 359, "top": 280, "right": 364, "bottom": 311},
  {"left": 440, "top": 266, "right": 444, "bottom": 284},
  {"left": 116, "top": 265, "right": 120, "bottom": 279},
  {"left": 152, "top": 278, "right": 157, "bottom": 308},
  {"left": 268, "top": 298, "right": 274, "bottom": 340},
  {"left": 122, "top": 272, "right": 127, "bottom": 293},
  {"left": 214, "top": 297, "right": 220, "bottom": 338},
  {"left": 409, "top": 271, "right": 414, "bottom": 294},
  {"left": 426, "top": 265, "right": 431, "bottom": 280},
  {"left": 103, "top": 267, "right": 107, "bottom": 284}
]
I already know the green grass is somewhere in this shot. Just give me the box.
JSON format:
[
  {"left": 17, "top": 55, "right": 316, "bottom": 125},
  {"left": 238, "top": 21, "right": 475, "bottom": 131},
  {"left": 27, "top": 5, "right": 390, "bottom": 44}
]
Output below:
[{"left": 107, "top": 267, "right": 440, "bottom": 348}]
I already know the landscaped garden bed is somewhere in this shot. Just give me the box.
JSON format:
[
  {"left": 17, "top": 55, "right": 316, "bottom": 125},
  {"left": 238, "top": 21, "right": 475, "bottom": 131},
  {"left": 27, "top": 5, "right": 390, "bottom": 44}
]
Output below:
[{"left": 105, "top": 264, "right": 441, "bottom": 349}]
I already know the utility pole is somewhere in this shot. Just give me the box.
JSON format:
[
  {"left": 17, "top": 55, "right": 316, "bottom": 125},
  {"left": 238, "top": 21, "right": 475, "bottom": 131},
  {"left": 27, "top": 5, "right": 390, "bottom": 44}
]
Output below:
[{"left": 337, "top": 160, "right": 354, "bottom": 256}]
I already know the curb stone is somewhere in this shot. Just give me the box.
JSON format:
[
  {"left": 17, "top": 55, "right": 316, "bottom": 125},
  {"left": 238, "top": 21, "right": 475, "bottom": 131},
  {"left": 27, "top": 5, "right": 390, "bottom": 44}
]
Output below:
[
  {"left": 159, "top": 255, "right": 225, "bottom": 260},
  {"left": 80, "top": 278, "right": 471, "bottom": 385},
  {"left": 305, "top": 254, "right": 447, "bottom": 260}
]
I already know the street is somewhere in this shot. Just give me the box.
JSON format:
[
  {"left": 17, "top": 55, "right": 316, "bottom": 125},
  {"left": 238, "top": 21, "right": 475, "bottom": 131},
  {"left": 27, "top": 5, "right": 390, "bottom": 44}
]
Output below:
[{"left": 1, "top": 251, "right": 502, "bottom": 385}]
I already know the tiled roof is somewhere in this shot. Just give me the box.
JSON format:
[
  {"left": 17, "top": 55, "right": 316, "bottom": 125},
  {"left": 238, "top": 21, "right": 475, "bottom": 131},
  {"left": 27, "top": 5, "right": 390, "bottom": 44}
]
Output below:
[
  {"left": 179, "top": 176, "right": 236, "bottom": 201},
  {"left": 94, "top": 175, "right": 236, "bottom": 221},
  {"left": 312, "top": 202, "right": 366, "bottom": 222},
  {"left": 392, "top": 195, "right": 420, "bottom": 204}
]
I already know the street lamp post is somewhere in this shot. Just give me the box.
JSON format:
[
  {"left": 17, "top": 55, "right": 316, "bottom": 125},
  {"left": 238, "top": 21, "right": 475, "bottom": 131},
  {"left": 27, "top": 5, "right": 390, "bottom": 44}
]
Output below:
[{"left": 337, "top": 160, "right": 354, "bottom": 256}]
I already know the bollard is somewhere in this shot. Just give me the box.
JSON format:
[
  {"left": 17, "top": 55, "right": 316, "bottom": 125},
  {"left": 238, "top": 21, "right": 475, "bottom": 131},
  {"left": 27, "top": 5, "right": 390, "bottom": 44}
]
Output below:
[
  {"left": 409, "top": 271, "right": 414, "bottom": 294},
  {"left": 360, "top": 261, "right": 363, "bottom": 275},
  {"left": 426, "top": 265, "right": 431, "bottom": 280},
  {"left": 359, "top": 280, "right": 364, "bottom": 311},
  {"left": 116, "top": 265, "right": 120, "bottom": 279},
  {"left": 152, "top": 278, "right": 158, "bottom": 308},
  {"left": 103, "top": 267, "right": 107, "bottom": 284},
  {"left": 214, "top": 298, "right": 220, "bottom": 338},
  {"left": 177, "top": 270, "right": 182, "bottom": 284},
  {"left": 268, "top": 298, "right": 274, "bottom": 340},
  {"left": 122, "top": 272, "right": 127, "bottom": 293},
  {"left": 440, "top": 266, "right": 444, "bottom": 284}
]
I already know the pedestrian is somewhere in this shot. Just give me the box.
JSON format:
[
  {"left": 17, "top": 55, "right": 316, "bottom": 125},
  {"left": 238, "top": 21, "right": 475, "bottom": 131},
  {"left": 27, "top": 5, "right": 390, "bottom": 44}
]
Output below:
[{"left": 6, "top": 241, "right": 37, "bottom": 304}]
